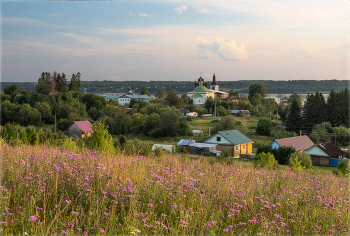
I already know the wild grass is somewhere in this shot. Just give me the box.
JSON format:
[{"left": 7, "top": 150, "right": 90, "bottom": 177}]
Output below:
[{"left": 1, "top": 143, "right": 349, "bottom": 235}]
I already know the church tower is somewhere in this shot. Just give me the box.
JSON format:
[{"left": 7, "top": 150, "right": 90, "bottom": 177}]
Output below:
[{"left": 210, "top": 73, "right": 219, "bottom": 91}]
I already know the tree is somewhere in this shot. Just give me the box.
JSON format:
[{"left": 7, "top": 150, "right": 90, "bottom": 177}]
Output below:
[
  {"left": 286, "top": 99, "right": 302, "bottom": 133},
  {"left": 248, "top": 83, "right": 266, "bottom": 103},
  {"left": 288, "top": 152, "right": 312, "bottom": 169},
  {"left": 16, "top": 104, "right": 41, "bottom": 126},
  {"left": 287, "top": 93, "right": 303, "bottom": 108},
  {"left": 309, "top": 122, "right": 332, "bottom": 144},
  {"left": 249, "top": 93, "right": 262, "bottom": 106},
  {"left": 217, "top": 106, "right": 227, "bottom": 116},
  {"left": 4, "top": 84, "right": 20, "bottom": 96},
  {"left": 303, "top": 92, "right": 326, "bottom": 131},
  {"left": 166, "top": 89, "right": 180, "bottom": 107},
  {"left": 140, "top": 88, "right": 151, "bottom": 96},
  {"left": 204, "top": 96, "right": 215, "bottom": 112},
  {"left": 256, "top": 117, "right": 273, "bottom": 136},
  {"left": 178, "top": 118, "right": 193, "bottom": 136},
  {"left": 143, "top": 113, "right": 160, "bottom": 135},
  {"left": 156, "top": 89, "right": 166, "bottom": 99},
  {"left": 1, "top": 100, "right": 17, "bottom": 124},
  {"left": 229, "top": 89, "right": 239, "bottom": 96},
  {"left": 56, "top": 73, "right": 68, "bottom": 93},
  {"left": 34, "top": 102, "right": 53, "bottom": 123},
  {"left": 84, "top": 120, "right": 115, "bottom": 153},
  {"left": 37, "top": 73, "right": 49, "bottom": 95},
  {"left": 68, "top": 72, "right": 81, "bottom": 92}
]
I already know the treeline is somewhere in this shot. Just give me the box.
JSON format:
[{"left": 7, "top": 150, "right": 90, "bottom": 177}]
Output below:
[
  {"left": 286, "top": 89, "right": 350, "bottom": 132},
  {"left": 1, "top": 80, "right": 349, "bottom": 94}
]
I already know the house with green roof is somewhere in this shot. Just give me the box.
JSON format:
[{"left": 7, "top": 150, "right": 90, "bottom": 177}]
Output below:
[
  {"left": 202, "top": 130, "right": 254, "bottom": 157},
  {"left": 187, "top": 83, "right": 214, "bottom": 105}
]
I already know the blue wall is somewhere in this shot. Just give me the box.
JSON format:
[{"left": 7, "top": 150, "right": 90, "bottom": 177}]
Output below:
[
  {"left": 270, "top": 141, "right": 280, "bottom": 149},
  {"left": 330, "top": 159, "right": 341, "bottom": 167}
]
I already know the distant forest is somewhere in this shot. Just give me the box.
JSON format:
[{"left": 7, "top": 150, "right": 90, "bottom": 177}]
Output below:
[{"left": 1, "top": 80, "right": 349, "bottom": 95}]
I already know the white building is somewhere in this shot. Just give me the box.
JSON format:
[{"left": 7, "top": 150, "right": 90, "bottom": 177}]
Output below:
[{"left": 188, "top": 84, "right": 214, "bottom": 105}]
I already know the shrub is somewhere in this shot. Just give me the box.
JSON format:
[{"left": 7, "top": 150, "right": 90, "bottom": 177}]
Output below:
[
  {"left": 289, "top": 155, "right": 303, "bottom": 173},
  {"left": 288, "top": 152, "right": 312, "bottom": 169},
  {"left": 333, "top": 159, "right": 350, "bottom": 177},
  {"left": 153, "top": 146, "right": 163, "bottom": 158},
  {"left": 201, "top": 152, "right": 212, "bottom": 157},
  {"left": 256, "top": 117, "right": 273, "bottom": 136},
  {"left": 219, "top": 150, "right": 231, "bottom": 159},
  {"left": 253, "top": 152, "right": 277, "bottom": 170},
  {"left": 124, "top": 143, "right": 135, "bottom": 156},
  {"left": 186, "top": 116, "right": 195, "bottom": 121},
  {"left": 84, "top": 120, "right": 115, "bottom": 153}
]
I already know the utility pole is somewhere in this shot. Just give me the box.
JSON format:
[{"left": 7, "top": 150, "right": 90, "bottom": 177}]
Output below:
[
  {"left": 270, "top": 111, "right": 271, "bottom": 120},
  {"left": 335, "top": 127, "right": 337, "bottom": 145}
]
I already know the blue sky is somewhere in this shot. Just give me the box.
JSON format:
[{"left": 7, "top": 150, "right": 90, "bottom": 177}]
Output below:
[{"left": 1, "top": 0, "right": 349, "bottom": 82}]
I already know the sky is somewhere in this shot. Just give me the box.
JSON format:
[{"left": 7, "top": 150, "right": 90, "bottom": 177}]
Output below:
[{"left": 1, "top": 0, "right": 349, "bottom": 82}]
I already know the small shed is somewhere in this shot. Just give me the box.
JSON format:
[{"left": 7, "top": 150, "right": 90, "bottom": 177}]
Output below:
[
  {"left": 68, "top": 120, "right": 93, "bottom": 140},
  {"left": 152, "top": 144, "right": 173, "bottom": 152},
  {"left": 304, "top": 145, "right": 330, "bottom": 166},
  {"left": 189, "top": 143, "right": 217, "bottom": 155},
  {"left": 177, "top": 139, "right": 196, "bottom": 152}
]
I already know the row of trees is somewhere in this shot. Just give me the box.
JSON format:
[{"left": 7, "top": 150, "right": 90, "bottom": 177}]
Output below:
[
  {"left": 286, "top": 89, "right": 350, "bottom": 133},
  {"left": 36, "top": 71, "right": 81, "bottom": 95}
]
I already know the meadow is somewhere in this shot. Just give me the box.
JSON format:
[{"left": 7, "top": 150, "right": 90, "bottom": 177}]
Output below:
[{"left": 1, "top": 143, "right": 349, "bottom": 235}]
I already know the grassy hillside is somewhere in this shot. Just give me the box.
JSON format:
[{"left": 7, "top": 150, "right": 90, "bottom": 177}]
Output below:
[{"left": 1, "top": 143, "right": 349, "bottom": 235}]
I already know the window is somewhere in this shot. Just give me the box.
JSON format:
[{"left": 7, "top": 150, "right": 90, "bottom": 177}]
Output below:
[
  {"left": 243, "top": 145, "right": 245, "bottom": 150},
  {"left": 217, "top": 137, "right": 221, "bottom": 142},
  {"left": 236, "top": 146, "right": 239, "bottom": 151}
]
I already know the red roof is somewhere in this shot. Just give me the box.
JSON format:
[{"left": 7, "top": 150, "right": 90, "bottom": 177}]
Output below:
[
  {"left": 274, "top": 135, "right": 314, "bottom": 152},
  {"left": 74, "top": 120, "right": 93, "bottom": 134}
]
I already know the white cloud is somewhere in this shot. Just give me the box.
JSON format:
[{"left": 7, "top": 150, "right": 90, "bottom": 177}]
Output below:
[
  {"left": 174, "top": 6, "right": 187, "bottom": 15},
  {"left": 195, "top": 36, "right": 247, "bottom": 61},
  {"left": 139, "top": 13, "right": 152, "bottom": 17},
  {"left": 48, "top": 13, "right": 62, "bottom": 17},
  {"left": 129, "top": 11, "right": 135, "bottom": 16},
  {"left": 197, "top": 7, "right": 209, "bottom": 13}
]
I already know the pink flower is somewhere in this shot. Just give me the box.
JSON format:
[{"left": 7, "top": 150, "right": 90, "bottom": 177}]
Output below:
[
  {"left": 62, "top": 230, "right": 68, "bottom": 235},
  {"left": 29, "top": 215, "right": 38, "bottom": 222}
]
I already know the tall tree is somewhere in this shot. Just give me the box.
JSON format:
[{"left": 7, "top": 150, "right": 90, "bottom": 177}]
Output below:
[
  {"left": 68, "top": 72, "right": 81, "bottom": 92},
  {"left": 37, "top": 73, "right": 48, "bottom": 95},
  {"left": 156, "top": 89, "right": 166, "bottom": 99},
  {"left": 303, "top": 92, "right": 326, "bottom": 131},
  {"left": 248, "top": 83, "right": 266, "bottom": 104},
  {"left": 140, "top": 88, "right": 151, "bottom": 96},
  {"left": 56, "top": 73, "right": 68, "bottom": 93},
  {"left": 166, "top": 89, "right": 180, "bottom": 107},
  {"left": 286, "top": 99, "right": 302, "bottom": 133}
]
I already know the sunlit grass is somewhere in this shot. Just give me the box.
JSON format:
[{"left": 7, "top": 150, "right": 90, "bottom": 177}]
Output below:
[{"left": 1, "top": 143, "right": 349, "bottom": 235}]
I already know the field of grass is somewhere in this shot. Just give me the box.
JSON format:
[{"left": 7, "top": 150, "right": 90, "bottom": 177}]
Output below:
[{"left": 1, "top": 143, "right": 349, "bottom": 235}]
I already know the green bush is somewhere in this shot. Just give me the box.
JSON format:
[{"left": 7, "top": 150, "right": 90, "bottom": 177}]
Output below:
[
  {"left": 253, "top": 152, "right": 277, "bottom": 170},
  {"left": 289, "top": 155, "right": 303, "bottom": 173},
  {"left": 219, "top": 150, "right": 231, "bottom": 159},
  {"left": 201, "top": 152, "right": 212, "bottom": 157},
  {"left": 153, "top": 146, "right": 163, "bottom": 158},
  {"left": 124, "top": 143, "right": 135, "bottom": 156},
  {"left": 333, "top": 159, "right": 350, "bottom": 177},
  {"left": 186, "top": 116, "right": 195, "bottom": 121},
  {"left": 288, "top": 152, "right": 312, "bottom": 169}
]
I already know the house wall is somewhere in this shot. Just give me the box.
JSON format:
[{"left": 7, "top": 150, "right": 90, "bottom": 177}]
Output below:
[
  {"left": 204, "top": 134, "right": 231, "bottom": 145},
  {"left": 311, "top": 156, "right": 330, "bottom": 166},
  {"left": 270, "top": 141, "right": 279, "bottom": 149},
  {"left": 69, "top": 124, "right": 83, "bottom": 139}
]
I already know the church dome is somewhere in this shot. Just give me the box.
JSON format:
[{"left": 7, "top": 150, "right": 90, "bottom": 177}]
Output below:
[{"left": 192, "top": 85, "right": 209, "bottom": 93}]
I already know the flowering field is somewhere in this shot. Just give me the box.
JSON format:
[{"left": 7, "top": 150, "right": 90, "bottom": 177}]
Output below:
[{"left": 0, "top": 144, "right": 349, "bottom": 235}]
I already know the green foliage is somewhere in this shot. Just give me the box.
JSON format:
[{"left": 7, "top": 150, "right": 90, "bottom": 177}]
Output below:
[
  {"left": 16, "top": 104, "right": 41, "bottom": 126},
  {"left": 303, "top": 92, "right": 326, "bottom": 131},
  {"left": 217, "top": 106, "right": 227, "bottom": 116},
  {"left": 178, "top": 118, "right": 193, "bottom": 136},
  {"left": 288, "top": 152, "right": 312, "bottom": 169},
  {"left": 309, "top": 122, "right": 333, "bottom": 144},
  {"left": 140, "top": 88, "right": 151, "bottom": 96},
  {"left": 333, "top": 159, "right": 350, "bottom": 177},
  {"left": 166, "top": 89, "right": 180, "bottom": 108},
  {"left": 286, "top": 99, "right": 302, "bottom": 133},
  {"left": 229, "top": 89, "right": 239, "bottom": 96},
  {"left": 142, "top": 113, "right": 160, "bottom": 135},
  {"left": 4, "top": 84, "right": 20, "bottom": 96},
  {"left": 248, "top": 83, "right": 266, "bottom": 104},
  {"left": 68, "top": 72, "right": 81, "bottom": 92},
  {"left": 186, "top": 116, "right": 195, "bottom": 121},
  {"left": 256, "top": 117, "right": 273, "bottom": 136},
  {"left": 256, "top": 145, "right": 296, "bottom": 165},
  {"left": 156, "top": 89, "right": 166, "bottom": 99},
  {"left": 84, "top": 120, "right": 115, "bottom": 153},
  {"left": 1, "top": 100, "right": 17, "bottom": 124},
  {"left": 26, "top": 126, "right": 39, "bottom": 145},
  {"left": 253, "top": 152, "right": 277, "bottom": 170},
  {"left": 333, "top": 126, "right": 349, "bottom": 147},
  {"left": 153, "top": 146, "right": 163, "bottom": 158},
  {"left": 289, "top": 155, "right": 303, "bottom": 173},
  {"left": 219, "top": 150, "right": 231, "bottom": 159}
]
